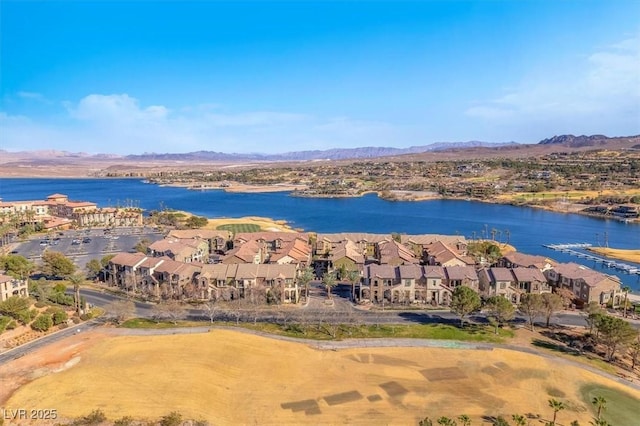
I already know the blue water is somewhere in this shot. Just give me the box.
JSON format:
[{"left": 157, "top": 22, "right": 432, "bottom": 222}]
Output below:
[{"left": 1, "top": 178, "right": 639, "bottom": 289}]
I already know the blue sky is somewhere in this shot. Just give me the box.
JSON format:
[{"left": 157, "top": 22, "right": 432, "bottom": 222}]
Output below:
[{"left": 1, "top": 1, "right": 639, "bottom": 155}]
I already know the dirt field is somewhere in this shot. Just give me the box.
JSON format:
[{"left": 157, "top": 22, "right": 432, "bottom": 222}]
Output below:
[{"left": 3, "top": 328, "right": 640, "bottom": 425}]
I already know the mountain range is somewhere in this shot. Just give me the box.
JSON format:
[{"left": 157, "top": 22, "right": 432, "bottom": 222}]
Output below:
[{"left": 0, "top": 134, "right": 638, "bottom": 165}]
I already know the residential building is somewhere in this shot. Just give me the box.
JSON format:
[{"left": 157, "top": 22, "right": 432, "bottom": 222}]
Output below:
[
  {"left": 499, "top": 252, "right": 556, "bottom": 271},
  {"left": 375, "top": 239, "right": 418, "bottom": 266},
  {"left": 148, "top": 238, "right": 209, "bottom": 263},
  {"left": 479, "top": 267, "right": 519, "bottom": 303},
  {"left": 0, "top": 274, "right": 29, "bottom": 301},
  {"left": 167, "top": 229, "right": 232, "bottom": 253},
  {"left": 424, "top": 240, "right": 474, "bottom": 267},
  {"left": 545, "top": 263, "right": 622, "bottom": 305},
  {"left": 443, "top": 265, "right": 480, "bottom": 292}
]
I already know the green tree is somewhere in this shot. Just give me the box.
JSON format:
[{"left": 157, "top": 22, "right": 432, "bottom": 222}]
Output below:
[
  {"left": 484, "top": 295, "right": 515, "bottom": 334},
  {"left": 31, "top": 314, "right": 53, "bottom": 332},
  {"left": 595, "top": 315, "right": 638, "bottom": 361},
  {"left": 185, "top": 215, "right": 208, "bottom": 228},
  {"left": 298, "top": 267, "right": 314, "bottom": 302},
  {"left": 0, "top": 296, "right": 30, "bottom": 319},
  {"left": 322, "top": 271, "right": 337, "bottom": 300},
  {"left": 437, "top": 417, "right": 457, "bottom": 426},
  {"left": 548, "top": 398, "right": 565, "bottom": 425},
  {"left": 450, "top": 286, "right": 481, "bottom": 327},
  {"left": 419, "top": 418, "right": 434, "bottom": 426},
  {"left": 134, "top": 238, "right": 151, "bottom": 254},
  {"left": 0, "top": 254, "right": 35, "bottom": 279},
  {"left": 541, "top": 293, "right": 564, "bottom": 328},
  {"left": 584, "top": 301, "right": 604, "bottom": 334},
  {"left": 591, "top": 396, "right": 607, "bottom": 420},
  {"left": 100, "top": 254, "right": 116, "bottom": 268},
  {"left": 41, "top": 251, "right": 76, "bottom": 278},
  {"left": 519, "top": 293, "right": 544, "bottom": 331},
  {"left": 85, "top": 259, "right": 102, "bottom": 279}
]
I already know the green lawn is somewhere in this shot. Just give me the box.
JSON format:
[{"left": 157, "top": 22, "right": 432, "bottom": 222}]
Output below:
[
  {"left": 216, "top": 223, "right": 261, "bottom": 233},
  {"left": 580, "top": 384, "right": 640, "bottom": 425}
]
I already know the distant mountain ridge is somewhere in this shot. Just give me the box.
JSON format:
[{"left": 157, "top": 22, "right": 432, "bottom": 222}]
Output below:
[
  {"left": 126, "top": 141, "right": 516, "bottom": 162},
  {"left": 537, "top": 134, "right": 639, "bottom": 148},
  {"left": 1, "top": 134, "right": 638, "bottom": 164}
]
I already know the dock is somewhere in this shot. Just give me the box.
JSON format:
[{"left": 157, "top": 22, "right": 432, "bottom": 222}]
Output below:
[{"left": 543, "top": 243, "right": 640, "bottom": 275}]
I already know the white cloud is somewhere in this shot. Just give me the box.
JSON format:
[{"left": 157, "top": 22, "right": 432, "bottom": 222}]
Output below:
[
  {"left": 465, "top": 34, "right": 640, "bottom": 139},
  {"left": 0, "top": 94, "right": 404, "bottom": 154}
]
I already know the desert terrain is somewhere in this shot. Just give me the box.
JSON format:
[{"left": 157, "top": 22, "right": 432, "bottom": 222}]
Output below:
[{"left": 2, "top": 328, "right": 639, "bottom": 425}]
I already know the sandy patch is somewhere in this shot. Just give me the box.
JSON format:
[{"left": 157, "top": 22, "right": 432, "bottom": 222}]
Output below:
[{"left": 587, "top": 247, "right": 640, "bottom": 264}]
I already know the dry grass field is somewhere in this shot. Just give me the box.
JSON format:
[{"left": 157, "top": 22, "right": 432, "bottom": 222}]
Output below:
[
  {"left": 587, "top": 247, "right": 640, "bottom": 264},
  {"left": 5, "top": 329, "right": 640, "bottom": 425}
]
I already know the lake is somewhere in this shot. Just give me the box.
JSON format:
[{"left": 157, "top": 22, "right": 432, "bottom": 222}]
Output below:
[{"left": 1, "top": 178, "right": 639, "bottom": 289}]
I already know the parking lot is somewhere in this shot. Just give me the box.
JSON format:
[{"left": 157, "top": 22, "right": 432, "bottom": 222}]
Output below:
[{"left": 10, "top": 227, "right": 164, "bottom": 268}]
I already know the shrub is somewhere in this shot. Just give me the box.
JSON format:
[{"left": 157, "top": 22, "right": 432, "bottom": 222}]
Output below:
[
  {"left": 52, "top": 310, "right": 68, "bottom": 325},
  {"left": 31, "top": 314, "right": 53, "bottom": 332},
  {"left": 0, "top": 316, "right": 10, "bottom": 333},
  {"left": 34, "top": 301, "right": 47, "bottom": 308},
  {"left": 113, "top": 416, "right": 135, "bottom": 426},
  {"left": 17, "top": 309, "right": 35, "bottom": 325},
  {"left": 71, "top": 317, "right": 82, "bottom": 324},
  {"left": 73, "top": 409, "right": 106, "bottom": 425},
  {"left": 80, "top": 313, "right": 93, "bottom": 321},
  {"left": 7, "top": 320, "right": 17, "bottom": 330},
  {"left": 48, "top": 292, "right": 74, "bottom": 306},
  {"left": 53, "top": 283, "right": 67, "bottom": 293},
  {"left": 159, "top": 412, "right": 183, "bottom": 426}
]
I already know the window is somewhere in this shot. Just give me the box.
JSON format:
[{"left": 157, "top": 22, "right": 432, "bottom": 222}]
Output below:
[
  {"left": 405, "top": 279, "right": 411, "bottom": 287},
  {"left": 500, "top": 282, "right": 506, "bottom": 289}
]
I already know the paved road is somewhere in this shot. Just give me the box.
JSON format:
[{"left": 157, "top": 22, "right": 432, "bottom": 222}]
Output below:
[
  {"left": 0, "top": 319, "right": 104, "bottom": 364},
  {"left": 6, "top": 286, "right": 636, "bottom": 363},
  {"left": 78, "top": 287, "right": 598, "bottom": 328}
]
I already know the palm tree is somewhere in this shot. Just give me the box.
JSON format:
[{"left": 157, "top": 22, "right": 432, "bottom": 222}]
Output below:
[
  {"left": 621, "top": 286, "right": 631, "bottom": 317},
  {"left": 548, "top": 398, "right": 565, "bottom": 425},
  {"left": 68, "top": 273, "right": 84, "bottom": 315},
  {"left": 589, "top": 419, "right": 612, "bottom": 426},
  {"left": 298, "top": 267, "right": 314, "bottom": 302},
  {"left": 346, "top": 268, "right": 360, "bottom": 301},
  {"left": 512, "top": 414, "right": 527, "bottom": 426},
  {"left": 591, "top": 396, "right": 607, "bottom": 420},
  {"left": 322, "top": 271, "right": 337, "bottom": 300},
  {"left": 457, "top": 414, "right": 471, "bottom": 426},
  {"left": 437, "top": 417, "right": 456, "bottom": 426}
]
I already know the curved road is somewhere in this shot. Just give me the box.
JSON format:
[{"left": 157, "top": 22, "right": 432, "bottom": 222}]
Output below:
[{"left": 2, "top": 286, "right": 637, "bottom": 364}]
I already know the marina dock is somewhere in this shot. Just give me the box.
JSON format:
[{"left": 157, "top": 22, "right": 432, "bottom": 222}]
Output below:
[{"left": 543, "top": 243, "right": 640, "bottom": 275}]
